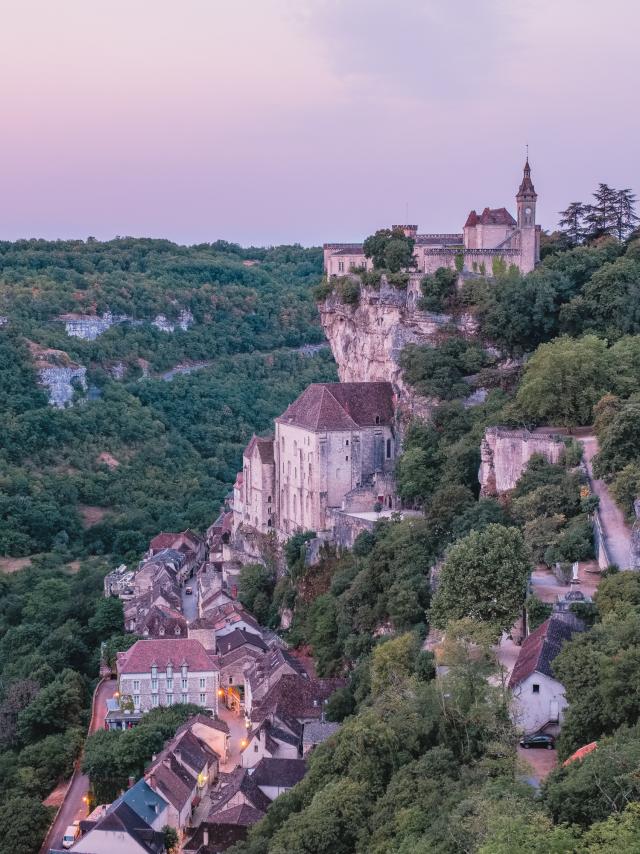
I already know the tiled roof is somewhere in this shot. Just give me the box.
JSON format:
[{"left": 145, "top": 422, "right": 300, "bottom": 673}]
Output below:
[
  {"left": 415, "top": 233, "right": 463, "bottom": 245},
  {"left": 149, "top": 532, "right": 177, "bottom": 551},
  {"left": 149, "top": 755, "right": 196, "bottom": 811},
  {"left": 277, "top": 382, "right": 394, "bottom": 431},
  {"left": 252, "top": 673, "right": 346, "bottom": 723},
  {"left": 172, "top": 729, "right": 217, "bottom": 773},
  {"left": 90, "top": 801, "right": 164, "bottom": 854},
  {"left": 140, "top": 604, "right": 187, "bottom": 637},
  {"left": 118, "top": 638, "right": 218, "bottom": 674},
  {"left": 208, "top": 768, "right": 271, "bottom": 815},
  {"left": 179, "top": 712, "right": 230, "bottom": 735},
  {"left": 302, "top": 720, "right": 341, "bottom": 746},
  {"left": 217, "top": 628, "right": 267, "bottom": 656},
  {"left": 245, "top": 434, "right": 275, "bottom": 464},
  {"left": 118, "top": 779, "right": 168, "bottom": 828},
  {"left": 509, "top": 617, "right": 583, "bottom": 689},
  {"left": 250, "top": 757, "right": 307, "bottom": 789},
  {"left": 210, "top": 804, "right": 265, "bottom": 826},
  {"left": 563, "top": 741, "right": 598, "bottom": 767}
]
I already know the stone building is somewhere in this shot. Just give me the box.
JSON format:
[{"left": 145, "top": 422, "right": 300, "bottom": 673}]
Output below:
[
  {"left": 323, "top": 159, "right": 540, "bottom": 278},
  {"left": 232, "top": 382, "right": 398, "bottom": 541},
  {"left": 479, "top": 427, "right": 566, "bottom": 496},
  {"left": 116, "top": 638, "right": 219, "bottom": 716}
]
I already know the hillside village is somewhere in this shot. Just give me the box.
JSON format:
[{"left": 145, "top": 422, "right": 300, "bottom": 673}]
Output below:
[{"left": 6, "top": 161, "right": 640, "bottom": 854}]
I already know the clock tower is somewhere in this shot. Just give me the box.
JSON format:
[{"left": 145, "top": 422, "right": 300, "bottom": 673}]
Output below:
[{"left": 516, "top": 158, "right": 537, "bottom": 228}]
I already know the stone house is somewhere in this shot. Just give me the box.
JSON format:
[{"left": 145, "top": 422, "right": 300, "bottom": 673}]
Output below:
[
  {"left": 217, "top": 629, "right": 268, "bottom": 712},
  {"left": 243, "top": 648, "right": 309, "bottom": 718},
  {"left": 232, "top": 381, "right": 398, "bottom": 541},
  {"left": 479, "top": 427, "right": 566, "bottom": 496},
  {"left": 249, "top": 757, "right": 307, "bottom": 800},
  {"left": 241, "top": 717, "right": 301, "bottom": 768},
  {"left": 116, "top": 638, "right": 219, "bottom": 716},
  {"left": 323, "top": 160, "right": 540, "bottom": 277},
  {"left": 183, "top": 808, "right": 261, "bottom": 853},
  {"left": 139, "top": 604, "right": 188, "bottom": 639},
  {"left": 247, "top": 671, "right": 346, "bottom": 730},
  {"left": 509, "top": 616, "right": 584, "bottom": 734}
]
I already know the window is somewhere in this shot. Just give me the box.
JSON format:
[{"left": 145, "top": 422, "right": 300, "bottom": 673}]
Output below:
[
  {"left": 267, "top": 495, "right": 272, "bottom": 503},
  {"left": 181, "top": 678, "right": 188, "bottom": 691},
  {"left": 229, "top": 676, "right": 233, "bottom": 685},
  {"left": 345, "top": 439, "right": 349, "bottom": 446},
  {"left": 166, "top": 678, "right": 173, "bottom": 691},
  {"left": 345, "top": 455, "right": 349, "bottom": 462},
  {"left": 174, "top": 626, "right": 181, "bottom": 636},
  {"left": 133, "top": 680, "right": 140, "bottom": 692},
  {"left": 151, "top": 679, "right": 158, "bottom": 693},
  {"left": 386, "top": 438, "right": 392, "bottom": 459},
  {"left": 159, "top": 626, "right": 165, "bottom": 636},
  {"left": 375, "top": 415, "right": 380, "bottom": 425},
  {"left": 199, "top": 693, "right": 207, "bottom": 705},
  {"left": 152, "top": 694, "right": 159, "bottom": 708},
  {"left": 338, "top": 261, "right": 344, "bottom": 272},
  {"left": 134, "top": 694, "right": 140, "bottom": 709},
  {"left": 167, "top": 693, "right": 173, "bottom": 706},
  {"left": 199, "top": 677, "right": 206, "bottom": 689},
  {"left": 254, "top": 743, "right": 259, "bottom": 752},
  {"left": 151, "top": 665, "right": 157, "bottom": 679},
  {"left": 532, "top": 684, "right": 540, "bottom": 694},
  {"left": 181, "top": 693, "right": 188, "bottom": 704},
  {"left": 166, "top": 664, "right": 173, "bottom": 678},
  {"left": 181, "top": 664, "right": 188, "bottom": 678}
]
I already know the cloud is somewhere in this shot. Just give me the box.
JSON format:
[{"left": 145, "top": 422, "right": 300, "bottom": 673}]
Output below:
[{"left": 293, "top": 0, "right": 518, "bottom": 102}]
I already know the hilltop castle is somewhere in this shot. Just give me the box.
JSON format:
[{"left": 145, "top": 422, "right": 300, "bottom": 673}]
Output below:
[{"left": 323, "top": 160, "right": 540, "bottom": 277}]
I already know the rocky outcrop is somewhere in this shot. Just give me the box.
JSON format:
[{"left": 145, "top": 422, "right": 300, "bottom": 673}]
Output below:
[
  {"left": 479, "top": 427, "right": 566, "bottom": 496},
  {"left": 318, "top": 274, "right": 477, "bottom": 418},
  {"left": 59, "top": 312, "right": 128, "bottom": 340},
  {"left": 152, "top": 309, "right": 193, "bottom": 332},
  {"left": 39, "top": 365, "right": 87, "bottom": 407}
]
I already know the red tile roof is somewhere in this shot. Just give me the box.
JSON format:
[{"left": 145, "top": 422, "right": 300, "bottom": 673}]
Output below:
[
  {"left": 149, "top": 532, "right": 177, "bottom": 551},
  {"left": 245, "top": 434, "right": 275, "bottom": 465},
  {"left": 277, "top": 382, "right": 394, "bottom": 431},
  {"left": 509, "top": 617, "right": 582, "bottom": 689},
  {"left": 118, "top": 639, "right": 218, "bottom": 674}
]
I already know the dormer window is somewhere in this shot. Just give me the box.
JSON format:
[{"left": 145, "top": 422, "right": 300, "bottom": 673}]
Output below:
[
  {"left": 159, "top": 626, "right": 165, "bottom": 636},
  {"left": 151, "top": 664, "right": 158, "bottom": 679},
  {"left": 166, "top": 663, "right": 173, "bottom": 678},
  {"left": 175, "top": 625, "right": 181, "bottom": 636},
  {"left": 182, "top": 664, "right": 188, "bottom": 678}
]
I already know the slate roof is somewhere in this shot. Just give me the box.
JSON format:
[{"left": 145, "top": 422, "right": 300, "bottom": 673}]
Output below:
[
  {"left": 172, "top": 728, "right": 218, "bottom": 773},
  {"left": 415, "top": 233, "right": 463, "bottom": 246},
  {"left": 118, "top": 778, "right": 168, "bottom": 827},
  {"left": 250, "top": 757, "right": 307, "bottom": 789},
  {"left": 88, "top": 801, "right": 164, "bottom": 854},
  {"left": 118, "top": 638, "right": 218, "bottom": 674},
  {"left": 208, "top": 768, "right": 272, "bottom": 815},
  {"left": 149, "top": 532, "right": 177, "bottom": 551},
  {"left": 277, "top": 382, "right": 394, "bottom": 431},
  {"left": 251, "top": 673, "right": 346, "bottom": 723},
  {"left": 517, "top": 158, "right": 537, "bottom": 198},
  {"left": 216, "top": 628, "right": 267, "bottom": 656},
  {"left": 140, "top": 604, "right": 187, "bottom": 637},
  {"left": 509, "top": 617, "right": 584, "bottom": 689},
  {"left": 210, "top": 804, "right": 265, "bottom": 826},
  {"left": 149, "top": 754, "right": 197, "bottom": 811},
  {"left": 302, "top": 720, "right": 341, "bottom": 747}
]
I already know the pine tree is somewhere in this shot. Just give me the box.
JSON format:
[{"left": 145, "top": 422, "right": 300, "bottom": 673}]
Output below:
[
  {"left": 558, "top": 201, "right": 587, "bottom": 245},
  {"left": 584, "top": 183, "right": 618, "bottom": 239},
  {"left": 613, "top": 188, "right": 639, "bottom": 241}
]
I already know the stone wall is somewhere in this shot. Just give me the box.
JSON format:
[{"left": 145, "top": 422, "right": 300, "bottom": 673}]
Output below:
[{"left": 479, "top": 427, "right": 566, "bottom": 496}]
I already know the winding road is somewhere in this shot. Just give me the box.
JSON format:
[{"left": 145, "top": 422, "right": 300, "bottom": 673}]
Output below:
[
  {"left": 40, "top": 678, "right": 116, "bottom": 853},
  {"left": 580, "top": 436, "right": 634, "bottom": 569}
]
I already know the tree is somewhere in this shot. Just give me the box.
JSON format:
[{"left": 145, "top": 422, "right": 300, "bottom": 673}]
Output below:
[
  {"left": 363, "top": 228, "right": 416, "bottom": 272},
  {"left": 613, "top": 189, "right": 639, "bottom": 241},
  {"left": 0, "top": 796, "right": 53, "bottom": 854},
  {"left": 431, "top": 525, "right": 532, "bottom": 636},
  {"left": 370, "top": 633, "right": 420, "bottom": 697},
  {"left": 163, "top": 825, "right": 179, "bottom": 853},
  {"left": 593, "top": 402, "right": 640, "bottom": 478},
  {"left": 516, "top": 335, "right": 612, "bottom": 426},
  {"left": 558, "top": 201, "right": 588, "bottom": 246},
  {"left": 584, "top": 183, "right": 619, "bottom": 239},
  {"left": 419, "top": 267, "right": 458, "bottom": 312},
  {"left": 238, "top": 563, "right": 274, "bottom": 620}
]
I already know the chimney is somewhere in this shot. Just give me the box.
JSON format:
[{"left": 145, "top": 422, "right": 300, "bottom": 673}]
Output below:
[
  {"left": 149, "top": 773, "right": 156, "bottom": 790},
  {"left": 127, "top": 775, "right": 135, "bottom": 788}
]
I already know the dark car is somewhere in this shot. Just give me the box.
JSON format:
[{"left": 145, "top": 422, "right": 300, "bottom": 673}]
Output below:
[
  {"left": 520, "top": 732, "right": 555, "bottom": 750},
  {"left": 185, "top": 586, "right": 193, "bottom": 595}
]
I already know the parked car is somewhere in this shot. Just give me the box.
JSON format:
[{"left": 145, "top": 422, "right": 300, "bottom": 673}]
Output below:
[
  {"left": 520, "top": 732, "right": 555, "bottom": 750},
  {"left": 62, "top": 822, "right": 80, "bottom": 848},
  {"left": 185, "top": 586, "right": 193, "bottom": 595}
]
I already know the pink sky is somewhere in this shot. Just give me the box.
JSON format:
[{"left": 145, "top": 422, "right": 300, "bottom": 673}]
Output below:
[{"left": 0, "top": 0, "right": 638, "bottom": 245}]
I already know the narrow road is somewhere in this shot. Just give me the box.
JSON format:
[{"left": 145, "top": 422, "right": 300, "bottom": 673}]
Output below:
[
  {"left": 40, "top": 678, "right": 116, "bottom": 853},
  {"left": 580, "top": 436, "right": 633, "bottom": 569},
  {"left": 181, "top": 577, "right": 199, "bottom": 623}
]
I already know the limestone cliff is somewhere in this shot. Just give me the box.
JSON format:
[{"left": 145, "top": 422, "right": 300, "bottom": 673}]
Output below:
[{"left": 318, "top": 274, "right": 477, "bottom": 419}]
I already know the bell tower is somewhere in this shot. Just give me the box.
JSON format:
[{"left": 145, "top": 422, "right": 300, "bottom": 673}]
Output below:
[
  {"left": 516, "top": 157, "right": 539, "bottom": 272},
  {"left": 516, "top": 157, "right": 537, "bottom": 228}
]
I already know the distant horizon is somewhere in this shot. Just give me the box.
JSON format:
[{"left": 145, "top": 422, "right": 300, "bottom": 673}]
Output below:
[{"left": 1, "top": 1, "right": 638, "bottom": 245}]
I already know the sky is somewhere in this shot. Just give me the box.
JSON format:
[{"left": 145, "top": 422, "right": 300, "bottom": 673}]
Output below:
[{"left": 0, "top": 0, "right": 638, "bottom": 246}]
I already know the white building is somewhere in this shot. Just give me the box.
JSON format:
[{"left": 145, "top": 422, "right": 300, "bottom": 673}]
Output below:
[{"left": 509, "top": 616, "right": 583, "bottom": 735}]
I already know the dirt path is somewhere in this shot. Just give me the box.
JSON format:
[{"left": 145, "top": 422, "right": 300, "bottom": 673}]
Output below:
[
  {"left": 580, "top": 436, "right": 633, "bottom": 569},
  {"left": 39, "top": 678, "right": 116, "bottom": 853}
]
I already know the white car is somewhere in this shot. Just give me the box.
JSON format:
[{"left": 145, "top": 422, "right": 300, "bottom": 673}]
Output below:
[{"left": 62, "top": 823, "right": 80, "bottom": 849}]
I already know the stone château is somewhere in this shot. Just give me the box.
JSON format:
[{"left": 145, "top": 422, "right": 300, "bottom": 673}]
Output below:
[{"left": 323, "top": 160, "right": 540, "bottom": 277}]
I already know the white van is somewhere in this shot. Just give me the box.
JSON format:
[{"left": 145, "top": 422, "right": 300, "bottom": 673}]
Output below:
[{"left": 62, "top": 823, "right": 80, "bottom": 849}]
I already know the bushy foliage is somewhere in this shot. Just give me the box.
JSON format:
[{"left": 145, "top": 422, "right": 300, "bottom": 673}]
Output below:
[{"left": 400, "top": 337, "right": 495, "bottom": 401}]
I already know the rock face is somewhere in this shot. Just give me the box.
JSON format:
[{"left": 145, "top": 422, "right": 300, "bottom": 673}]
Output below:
[
  {"left": 479, "top": 427, "right": 566, "bottom": 496},
  {"left": 39, "top": 365, "right": 87, "bottom": 407},
  {"left": 60, "top": 312, "right": 128, "bottom": 340},
  {"left": 318, "top": 274, "right": 477, "bottom": 419},
  {"left": 152, "top": 309, "right": 193, "bottom": 332}
]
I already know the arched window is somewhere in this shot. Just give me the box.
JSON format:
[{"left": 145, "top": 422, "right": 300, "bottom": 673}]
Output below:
[{"left": 375, "top": 415, "right": 380, "bottom": 425}]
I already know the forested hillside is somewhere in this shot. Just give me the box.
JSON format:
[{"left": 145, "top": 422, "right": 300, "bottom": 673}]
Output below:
[{"left": 0, "top": 239, "right": 336, "bottom": 562}]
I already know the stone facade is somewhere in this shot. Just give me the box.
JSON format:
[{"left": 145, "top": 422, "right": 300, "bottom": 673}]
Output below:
[
  {"left": 479, "top": 427, "right": 566, "bottom": 496},
  {"left": 324, "top": 160, "right": 540, "bottom": 278},
  {"left": 232, "top": 383, "right": 399, "bottom": 541}
]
